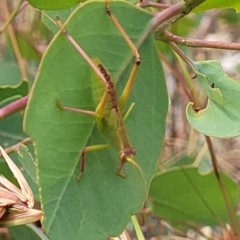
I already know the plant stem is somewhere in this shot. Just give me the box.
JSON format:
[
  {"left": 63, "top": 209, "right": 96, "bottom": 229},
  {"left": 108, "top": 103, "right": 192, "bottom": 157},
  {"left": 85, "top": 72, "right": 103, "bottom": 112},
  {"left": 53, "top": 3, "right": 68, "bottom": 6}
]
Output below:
[
  {"left": 0, "top": 95, "right": 29, "bottom": 120},
  {"left": 131, "top": 215, "right": 145, "bottom": 240},
  {"left": 138, "top": 0, "right": 206, "bottom": 47},
  {"left": 205, "top": 136, "right": 240, "bottom": 236},
  {"left": 1, "top": 0, "right": 28, "bottom": 81},
  {"left": 0, "top": 137, "right": 32, "bottom": 157},
  {"left": 158, "top": 50, "right": 194, "bottom": 103},
  {"left": 0, "top": 0, "right": 23, "bottom": 34},
  {"left": 162, "top": 30, "right": 240, "bottom": 51}
]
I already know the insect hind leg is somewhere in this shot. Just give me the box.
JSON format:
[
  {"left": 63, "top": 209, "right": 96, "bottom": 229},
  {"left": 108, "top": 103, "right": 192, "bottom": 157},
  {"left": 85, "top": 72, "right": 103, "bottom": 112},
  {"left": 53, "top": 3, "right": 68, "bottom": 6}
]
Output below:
[{"left": 76, "top": 144, "right": 109, "bottom": 181}]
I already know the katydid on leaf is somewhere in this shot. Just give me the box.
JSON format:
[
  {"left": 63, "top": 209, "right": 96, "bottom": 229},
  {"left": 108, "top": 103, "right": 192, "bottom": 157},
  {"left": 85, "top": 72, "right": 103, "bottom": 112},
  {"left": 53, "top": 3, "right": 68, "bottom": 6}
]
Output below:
[{"left": 55, "top": 2, "right": 143, "bottom": 181}]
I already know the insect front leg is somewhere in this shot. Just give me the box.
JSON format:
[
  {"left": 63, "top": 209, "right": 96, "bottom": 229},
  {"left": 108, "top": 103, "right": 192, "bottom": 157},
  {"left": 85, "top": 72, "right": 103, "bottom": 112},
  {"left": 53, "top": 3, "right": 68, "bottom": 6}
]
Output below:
[{"left": 56, "top": 99, "right": 98, "bottom": 117}]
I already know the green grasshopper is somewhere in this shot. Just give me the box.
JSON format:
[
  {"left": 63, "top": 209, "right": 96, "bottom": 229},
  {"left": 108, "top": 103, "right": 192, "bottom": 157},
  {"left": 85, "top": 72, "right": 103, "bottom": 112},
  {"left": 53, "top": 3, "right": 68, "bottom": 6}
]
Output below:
[{"left": 55, "top": 2, "right": 142, "bottom": 180}]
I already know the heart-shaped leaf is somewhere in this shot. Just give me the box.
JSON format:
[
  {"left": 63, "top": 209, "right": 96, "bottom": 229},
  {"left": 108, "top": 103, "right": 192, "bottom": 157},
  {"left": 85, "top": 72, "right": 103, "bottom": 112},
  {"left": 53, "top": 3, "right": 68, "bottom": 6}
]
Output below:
[
  {"left": 24, "top": 1, "right": 168, "bottom": 239},
  {"left": 149, "top": 167, "right": 239, "bottom": 230}
]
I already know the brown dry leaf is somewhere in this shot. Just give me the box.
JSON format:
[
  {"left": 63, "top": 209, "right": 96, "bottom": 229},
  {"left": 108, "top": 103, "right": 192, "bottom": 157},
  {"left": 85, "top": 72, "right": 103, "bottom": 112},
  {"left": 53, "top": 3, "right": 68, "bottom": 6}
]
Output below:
[{"left": 0, "top": 146, "right": 42, "bottom": 226}]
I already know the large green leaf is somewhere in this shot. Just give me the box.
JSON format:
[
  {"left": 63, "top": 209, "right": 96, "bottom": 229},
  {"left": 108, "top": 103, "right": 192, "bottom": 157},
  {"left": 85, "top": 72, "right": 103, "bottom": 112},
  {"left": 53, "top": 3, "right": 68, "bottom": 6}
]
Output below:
[
  {"left": 8, "top": 224, "right": 49, "bottom": 240},
  {"left": 149, "top": 167, "right": 239, "bottom": 230},
  {"left": 187, "top": 60, "right": 240, "bottom": 138},
  {"left": 194, "top": 0, "right": 240, "bottom": 12},
  {"left": 24, "top": 1, "right": 168, "bottom": 239},
  {"left": 0, "top": 63, "right": 28, "bottom": 104},
  {"left": 27, "top": 0, "right": 82, "bottom": 10}
]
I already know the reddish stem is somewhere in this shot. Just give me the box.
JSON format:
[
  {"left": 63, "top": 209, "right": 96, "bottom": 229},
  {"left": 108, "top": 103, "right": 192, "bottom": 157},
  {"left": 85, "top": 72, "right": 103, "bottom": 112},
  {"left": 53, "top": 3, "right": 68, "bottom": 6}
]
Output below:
[{"left": 0, "top": 95, "right": 29, "bottom": 120}]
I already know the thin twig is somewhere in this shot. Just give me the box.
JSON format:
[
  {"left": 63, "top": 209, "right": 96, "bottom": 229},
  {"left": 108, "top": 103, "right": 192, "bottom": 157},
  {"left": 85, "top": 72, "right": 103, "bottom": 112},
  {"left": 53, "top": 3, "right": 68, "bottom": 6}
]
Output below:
[
  {"left": 0, "top": 137, "right": 32, "bottom": 158},
  {"left": 205, "top": 136, "right": 240, "bottom": 237},
  {"left": 0, "top": 0, "right": 23, "bottom": 34},
  {"left": 0, "top": 96, "right": 29, "bottom": 120},
  {"left": 168, "top": 42, "right": 196, "bottom": 75},
  {"left": 158, "top": 50, "right": 194, "bottom": 103},
  {"left": 1, "top": 0, "right": 28, "bottom": 81},
  {"left": 162, "top": 30, "right": 240, "bottom": 51}
]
